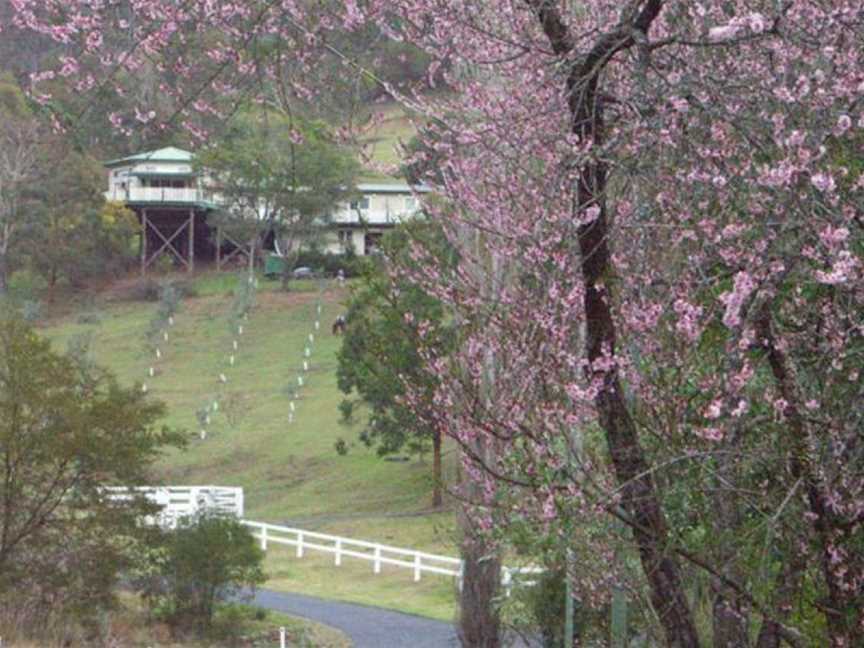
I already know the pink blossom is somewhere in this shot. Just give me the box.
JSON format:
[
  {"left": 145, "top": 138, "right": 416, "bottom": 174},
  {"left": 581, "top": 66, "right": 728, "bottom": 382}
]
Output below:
[
  {"left": 811, "top": 172, "right": 836, "bottom": 193},
  {"left": 815, "top": 251, "right": 858, "bottom": 285},
  {"left": 835, "top": 114, "right": 852, "bottom": 135},
  {"left": 708, "top": 25, "right": 741, "bottom": 42},
  {"left": 704, "top": 399, "right": 723, "bottom": 420},
  {"left": 720, "top": 271, "right": 756, "bottom": 328}
]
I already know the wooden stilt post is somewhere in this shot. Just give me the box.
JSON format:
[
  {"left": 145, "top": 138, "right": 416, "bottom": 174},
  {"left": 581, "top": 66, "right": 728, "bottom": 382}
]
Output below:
[
  {"left": 188, "top": 209, "right": 195, "bottom": 273},
  {"left": 216, "top": 225, "right": 222, "bottom": 271},
  {"left": 141, "top": 209, "right": 148, "bottom": 276}
]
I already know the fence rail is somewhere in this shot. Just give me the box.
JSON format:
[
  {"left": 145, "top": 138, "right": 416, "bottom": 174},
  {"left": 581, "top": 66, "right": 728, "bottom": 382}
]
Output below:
[
  {"left": 102, "top": 486, "right": 537, "bottom": 592},
  {"left": 103, "top": 486, "right": 244, "bottom": 529},
  {"left": 242, "top": 520, "right": 462, "bottom": 582},
  {"left": 241, "top": 519, "right": 539, "bottom": 593}
]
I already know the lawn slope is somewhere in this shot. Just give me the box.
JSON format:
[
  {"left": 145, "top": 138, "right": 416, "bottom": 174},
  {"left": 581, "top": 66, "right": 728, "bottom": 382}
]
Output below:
[{"left": 41, "top": 272, "right": 457, "bottom": 621}]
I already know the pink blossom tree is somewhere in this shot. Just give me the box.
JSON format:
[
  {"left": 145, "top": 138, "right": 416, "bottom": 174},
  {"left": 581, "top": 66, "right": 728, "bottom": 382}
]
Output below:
[{"left": 10, "top": 0, "right": 864, "bottom": 644}]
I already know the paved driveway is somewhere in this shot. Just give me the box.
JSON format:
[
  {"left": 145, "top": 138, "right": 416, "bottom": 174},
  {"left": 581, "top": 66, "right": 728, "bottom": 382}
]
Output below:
[{"left": 253, "top": 589, "right": 460, "bottom": 648}]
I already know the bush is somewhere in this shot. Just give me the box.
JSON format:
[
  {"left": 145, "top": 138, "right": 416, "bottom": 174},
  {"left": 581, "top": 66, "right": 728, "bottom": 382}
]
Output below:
[
  {"left": 127, "top": 278, "right": 199, "bottom": 303},
  {"left": 20, "top": 299, "right": 41, "bottom": 323},
  {"left": 143, "top": 513, "right": 266, "bottom": 637},
  {"left": 294, "top": 249, "right": 363, "bottom": 278},
  {"left": 128, "top": 278, "right": 162, "bottom": 302},
  {"left": 6, "top": 269, "right": 47, "bottom": 303}
]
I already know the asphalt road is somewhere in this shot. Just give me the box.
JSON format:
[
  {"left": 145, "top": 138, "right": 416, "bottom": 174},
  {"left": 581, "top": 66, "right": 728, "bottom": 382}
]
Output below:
[{"left": 252, "top": 589, "right": 461, "bottom": 647}]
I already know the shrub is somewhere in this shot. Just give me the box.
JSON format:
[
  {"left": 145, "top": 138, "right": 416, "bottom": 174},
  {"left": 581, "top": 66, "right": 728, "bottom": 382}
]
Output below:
[
  {"left": 129, "top": 278, "right": 162, "bottom": 302},
  {"left": 294, "top": 249, "right": 363, "bottom": 278},
  {"left": 146, "top": 513, "right": 265, "bottom": 636},
  {"left": 127, "top": 278, "right": 199, "bottom": 303},
  {"left": 20, "top": 299, "right": 41, "bottom": 323},
  {"left": 7, "top": 269, "right": 47, "bottom": 302}
]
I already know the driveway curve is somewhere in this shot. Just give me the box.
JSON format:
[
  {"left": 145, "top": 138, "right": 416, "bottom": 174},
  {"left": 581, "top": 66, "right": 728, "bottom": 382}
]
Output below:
[{"left": 252, "top": 589, "right": 460, "bottom": 648}]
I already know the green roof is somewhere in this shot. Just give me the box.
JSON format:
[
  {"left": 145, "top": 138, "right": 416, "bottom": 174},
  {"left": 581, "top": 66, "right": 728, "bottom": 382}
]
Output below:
[{"left": 105, "top": 146, "right": 193, "bottom": 168}]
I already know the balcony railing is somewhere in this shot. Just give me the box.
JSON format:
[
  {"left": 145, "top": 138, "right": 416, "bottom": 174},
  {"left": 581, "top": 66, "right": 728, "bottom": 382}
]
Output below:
[
  {"left": 331, "top": 208, "right": 418, "bottom": 226},
  {"left": 105, "top": 186, "right": 208, "bottom": 204}
]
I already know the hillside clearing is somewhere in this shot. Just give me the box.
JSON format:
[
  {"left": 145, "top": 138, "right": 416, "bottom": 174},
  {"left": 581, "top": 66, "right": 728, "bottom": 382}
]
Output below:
[{"left": 39, "top": 271, "right": 458, "bottom": 621}]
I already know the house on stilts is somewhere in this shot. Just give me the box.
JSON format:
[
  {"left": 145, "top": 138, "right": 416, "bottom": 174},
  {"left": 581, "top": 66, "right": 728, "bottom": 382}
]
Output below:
[{"left": 105, "top": 146, "right": 429, "bottom": 274}]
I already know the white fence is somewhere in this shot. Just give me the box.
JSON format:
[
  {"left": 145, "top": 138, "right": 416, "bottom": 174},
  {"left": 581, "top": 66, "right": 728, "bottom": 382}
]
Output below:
[
  {"left": 104, "top": 486, "right": 538, "bottom": 592},
  {"left": 242, "top": 520, "right": 461, "bottom": 582},
  {"left": 104, "top": 486, "right": 244, "bottom": 529},
  {"left": 241, "top": 519, "right": 540, "bottom": 593}
]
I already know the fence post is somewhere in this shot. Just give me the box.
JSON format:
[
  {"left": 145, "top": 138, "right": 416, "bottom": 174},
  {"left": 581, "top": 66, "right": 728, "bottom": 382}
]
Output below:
[
  {"left": 261, "top": 525, "right": 268, "bottom": 551},
  {"left": 414, "top": 553, "right": 422, "bottom": 582},
  {"left": 297, "top": 531, "right": 304, "bottom": 558},
  {"left": 502, "top": 567, "right": 512, "bottom": 597},
  {"left": 335, "top": 538, "right": 342, "bottom": 566},
  {"left": 374, "top": 546, "right": 381, "bottom": 574},
  {"left": 279, "top": 626, "right": 286, "bottom": 648}
]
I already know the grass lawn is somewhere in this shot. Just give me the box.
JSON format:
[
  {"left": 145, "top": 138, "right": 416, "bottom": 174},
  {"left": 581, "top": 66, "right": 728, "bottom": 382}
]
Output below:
[
  {"left": 39, "top": 270, "right": 459, "bottom": 622},
  {"left": 355, "top": 100, "right": 420, "bottom": 179}
]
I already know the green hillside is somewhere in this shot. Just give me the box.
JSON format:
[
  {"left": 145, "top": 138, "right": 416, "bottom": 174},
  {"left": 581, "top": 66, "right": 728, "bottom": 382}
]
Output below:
[
  {"left": 356, "top": 101, "right": 420, "bottom": 179},
  {"left": 40, "top": 271, "right": 458, "bottom": 621}
]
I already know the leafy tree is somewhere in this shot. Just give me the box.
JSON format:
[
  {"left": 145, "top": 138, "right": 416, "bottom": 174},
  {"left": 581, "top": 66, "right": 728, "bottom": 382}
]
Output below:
[
  {"left": 0, "top": 75, "right": 40, "bottom": 293},
  {"left": 23, "top": 147, "right": 135, "bottom": 299},
  {"left": 337, "top": 222, "right": 454, "bottom": 508},
  {"left": 0, "top": 316, "right": 183, "bottom": 630},
  {"left": 199, "top": 111, "right": 360, "bottom": 284},
  {"left": 151, "top": 512, "right": 265, "bottom": 635}
]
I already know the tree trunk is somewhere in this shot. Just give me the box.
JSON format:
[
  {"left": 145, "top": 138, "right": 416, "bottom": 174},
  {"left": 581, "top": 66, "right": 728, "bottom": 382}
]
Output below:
[
  {"left": 711, "top": 580, "right": 749, "bottom": 648},
  {"left": 755, "top": 550, "right": 804, "bottom": 648},
  {"left": 756, "top": 308, "right": 860, "bottom": 645},
  {"left": 456, "top": 227, "right": 503, "bottom": 647},
  {"left": 0, "top": 251, "right": 7, "bottom": 294},
  {"left": 247, "top": 236, "right": 256, "bottom": 280},
  {"left": 529, "top": 2, "right": 700, "bottom": 645},
  {"left": 709, "top": 432, "right": 750, "bottom": 647},
  {"left": 458, "top": 511, "right": 501, "bottom": 648},
  {"left": 47, "top": 266, "right": 57, "bottom": 304},
  {"left": 280, "top": 248, "right": 297, "bottom": 292},
  {"left": 432, "top": 429, "right": 443, "bottom": 508}
]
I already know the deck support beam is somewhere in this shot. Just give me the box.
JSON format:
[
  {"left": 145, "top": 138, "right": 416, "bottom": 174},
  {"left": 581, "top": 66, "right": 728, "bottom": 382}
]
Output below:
[
  {"left": 215, "top": 227, "right": 252, "bottom": 271},
  {"left": 140, "top": 209, "right": 148, "bottom": 276},
  {"left": 188, "top": 209, "right": 195, "bottom": 273}
]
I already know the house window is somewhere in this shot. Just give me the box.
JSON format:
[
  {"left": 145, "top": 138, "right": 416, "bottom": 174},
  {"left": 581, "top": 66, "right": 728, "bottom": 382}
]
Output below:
[
  {"left": 364, "top": 232, "right": 383, "bottom": 255},
  {"left": 405, "top": 197, "right": 417, "bottom": 211},
  {"left": 147, "top": 178, "right": 189, "bottom": 189},
  {"left": 338, "top": 230, "right": 353, "bottom": 250},
  {"left": 350, "top": 196, "right": 370, "bottom": 211}
]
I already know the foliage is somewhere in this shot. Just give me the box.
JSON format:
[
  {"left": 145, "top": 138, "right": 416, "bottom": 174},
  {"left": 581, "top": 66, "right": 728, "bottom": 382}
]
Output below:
[
  {"left": 22, "top": 147, "right": 117, "bottom": 297},
  {"left": 229, "top": 273, "right": 256, "bottom": 333},
  {"left": 336, "top": 222, "right": 455, "bottom": 506},
  {"left": 0, "top": 74, "right": 40, "bottom": 293},
  {"left": 144, "top": 282, "right": 182, "bottom": 352},
  {"left": 200, "top": 111, "right": 360, "bottom": 281},
  {"left": 293, "top": 247, "right": 363, "bottom": 279},
  {"left": 145, "top": 512, "right": 266, "bottom": 636},
  {"left": 0, "top": 316, "right": 182, "bottom": 637},
  {"left": 15, "top": 0, "right": 864, "bottom": 643},
  {"left": 20, "top": 298, "right": 41, "bottom": 323}
]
